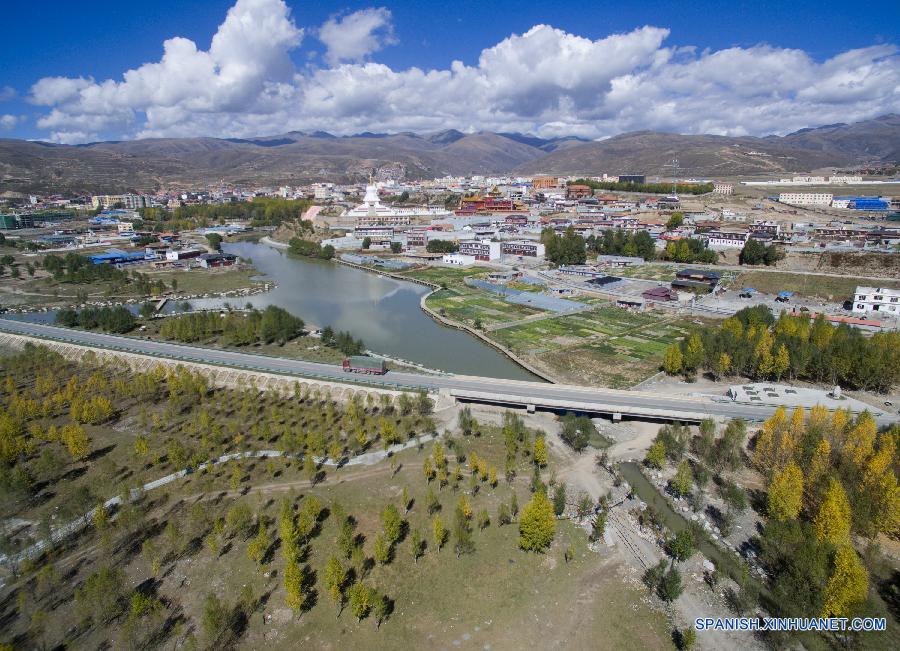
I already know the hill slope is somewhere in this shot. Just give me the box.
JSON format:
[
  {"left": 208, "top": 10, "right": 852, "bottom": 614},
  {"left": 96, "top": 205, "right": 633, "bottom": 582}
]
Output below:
[
  {"left": 514, "top": 115, "right": 900, "bottom": 177},
  {"left": 0, "top": 116, "right": 895, "bottom": 192}
]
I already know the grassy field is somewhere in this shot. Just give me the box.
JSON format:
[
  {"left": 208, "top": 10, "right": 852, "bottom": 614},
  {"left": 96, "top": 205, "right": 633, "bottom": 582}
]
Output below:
[
  {"left": 0, "top": 348, "right": 672, "bottom": 650},
  {"left": 733, "top": 270, "right": 900, "bottom": 301},
  {"left": 490, "top": 307, "right": 699, "bottom": 388},
  {"left": 399, "top": 266, "right": 543, "bottom": 328},
  {"left": 144, "top": 266, "right": 267, "bottom": 295},
  {"left": 606, "top": 264, "right": 680, "bottom": 282},
  {"left": 399, "top": 266, "right": 489, "bottom": 288},
  {"left": 426, "top": 288, "right": 542, "bottom": 328}
]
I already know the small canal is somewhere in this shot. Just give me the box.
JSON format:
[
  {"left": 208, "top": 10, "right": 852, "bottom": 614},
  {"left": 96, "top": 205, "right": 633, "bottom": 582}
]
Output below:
[{"left": 619, "top": 461, "right": 746, "bottom": 581}]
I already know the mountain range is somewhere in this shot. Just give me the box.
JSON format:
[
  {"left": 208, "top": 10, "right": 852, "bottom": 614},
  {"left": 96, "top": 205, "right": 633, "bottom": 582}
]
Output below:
[{"left": 0, "top": 115, "right": 896, "bottom": 194}]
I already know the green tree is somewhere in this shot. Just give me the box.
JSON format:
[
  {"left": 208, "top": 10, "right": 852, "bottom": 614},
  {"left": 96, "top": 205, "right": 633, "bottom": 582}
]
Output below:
[
  {"left": 453, "top": 503, "right": 475, "bottom": 558},
  {"left": 432, "top": 516, "right": 447, "bottom": 552},
  {"left": 381, "top": 504, "right": 403, "bottom": 545},
  {"left": 410, "top": 528, "right": 425, "bottom": 563},
  {"left": 247, "top": 522, "right": 270, "bottom": 566},
  {"left": 205, "top": 233, "right": 223, "bottom": 251},
  {"left": 658, "top": 564, "right": 683, "bottom": 602},
  {"left": 666, "top": 529, "right": 696, "bottom": 562},
  {"left": 323, "top": 555, "right": 347, "bottom": 614},
  {"left": 645, "top": 440, "right": 666, "bottom": 469},
  {"left": 663, "top": 344, "right": 683, "bottom": 375},
  {"left": 552, "top": 483, "right": 567, "bottom": 516},
  {"left": 671, "top": 460, "right": 693, "bottom": 497},
  {"left": 349, "top": 582, "right": 372, "bottom": 622}
]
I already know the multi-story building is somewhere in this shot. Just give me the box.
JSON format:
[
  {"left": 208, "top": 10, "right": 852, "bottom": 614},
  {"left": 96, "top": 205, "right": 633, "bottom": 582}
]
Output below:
[
  {"left": 532, "top": 176, "right": 560, "bottom": 191},
  {"left": 777, "top": 192, "right": 833, "bottom": 206},
  {"left": 313, "top": 183, "right": 334, "bottom": 200},
  {"left": 749, "top": 220, "right": 781, "bottom": 235},
  {"left": 357, "top": 213, "right": 411, "bottom": 227},
  {"left": 852, "top": 286, "right": 900, "bottom": 316},
  {"left": 704, "top": 231, "right": 750, "bottom": 249},
  {"left": 500, "top": 241, "right": 545, "bottom": 258},
  {"left": 91, "top": 194, "right": 152, "bottom": 210},
  {"left": 353, "top": 226, "right": 395, "bottom": 242},
  {"left": 566, "top": 184, "right": 593, "bottom": 199},
  {"left": 458, "top": 239, "right": 501, "bottom": 261}
]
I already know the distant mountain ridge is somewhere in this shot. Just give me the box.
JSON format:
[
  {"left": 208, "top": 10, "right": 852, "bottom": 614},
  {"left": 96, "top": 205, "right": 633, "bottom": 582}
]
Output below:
[{"left": 0, "top": 116, "right": 896, "bottom": 193}]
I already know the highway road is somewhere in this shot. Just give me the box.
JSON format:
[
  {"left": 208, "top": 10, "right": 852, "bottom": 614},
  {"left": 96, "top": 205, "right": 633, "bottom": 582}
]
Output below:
[{"left": 0, "top": 318, "right": 892, "bottom": 424}]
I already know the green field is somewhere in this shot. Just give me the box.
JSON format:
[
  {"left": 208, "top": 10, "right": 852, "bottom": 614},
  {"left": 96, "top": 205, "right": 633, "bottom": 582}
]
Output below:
[
  {"left": 400, "top": 266, "right": 543, "bottom": 328},
  {"left": 427, "top": 288, "right": 541, "bottom": 327},
  {"left": 733, "top": 270, "right": 900, "bottom": 301},
  {"left": 491, "top": 307, "right": 699, "bottom": 388},
  {"left": 148, "top": 266, "right": 266, "bottom": 295},
  {"left": 399, "top": 266, "right": 490, "bottom": 288}
]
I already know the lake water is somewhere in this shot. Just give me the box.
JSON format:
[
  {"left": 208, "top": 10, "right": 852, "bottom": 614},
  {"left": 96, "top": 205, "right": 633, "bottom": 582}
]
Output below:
[{"left": 176, "top": 241, "right": 538, "bottom": 381}]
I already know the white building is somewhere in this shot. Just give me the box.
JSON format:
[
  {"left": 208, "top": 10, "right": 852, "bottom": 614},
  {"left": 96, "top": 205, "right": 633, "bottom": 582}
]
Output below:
[
  {"left": 713, "top": 182, "right": 734, "bottom": 195},
  {"left": 346, "top": 183, "right": 451, "bottom": 225},
  {"left": 313, "top": 183, "right": 334, "bottom": 200},
  {"left": 459, "top": 239, "right": 501, "bottom": 261},
  {"left": 91, "top": 194, "right": 152, "bottom": 210},
  {"left": 852, "top": 286, "right": 900, "bottom": 316},
  {"left": 116, "top": 222, "right": 135, "bottom": 234},
  {"left": 442, "top": 253, "right": 476, "bottom": 266},
  {"left": 829, "top": 176, "right": 863, "bottom": 184},
  {"left": 778, "top": 192, "right": 833, "bottom": 206}
]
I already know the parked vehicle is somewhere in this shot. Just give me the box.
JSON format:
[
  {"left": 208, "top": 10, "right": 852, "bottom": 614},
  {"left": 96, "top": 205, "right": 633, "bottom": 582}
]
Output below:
[{"left": 342, "top": 356, "right": 387, "bottom": 375}]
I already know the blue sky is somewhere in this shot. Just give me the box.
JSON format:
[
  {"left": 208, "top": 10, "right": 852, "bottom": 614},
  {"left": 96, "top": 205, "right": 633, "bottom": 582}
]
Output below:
[{"left": 1, "top": 0, "right": 898, "bottom": 142}]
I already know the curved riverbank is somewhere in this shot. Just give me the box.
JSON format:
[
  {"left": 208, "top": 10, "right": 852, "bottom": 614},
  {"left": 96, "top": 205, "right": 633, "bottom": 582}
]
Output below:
[{"left": 417, "top": 288, "right": 556, "bottom": 383}]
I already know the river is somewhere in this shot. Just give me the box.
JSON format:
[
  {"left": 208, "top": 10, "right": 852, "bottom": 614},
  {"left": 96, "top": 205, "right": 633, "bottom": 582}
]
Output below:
[{"left": 175, "top": 241, "right": 537, "bottom": 381}]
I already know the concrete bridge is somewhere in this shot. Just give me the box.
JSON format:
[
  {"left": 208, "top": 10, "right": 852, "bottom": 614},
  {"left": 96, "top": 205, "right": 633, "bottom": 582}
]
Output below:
[{"left": 0, "top": 319, "right": 893, "bottom": 425}]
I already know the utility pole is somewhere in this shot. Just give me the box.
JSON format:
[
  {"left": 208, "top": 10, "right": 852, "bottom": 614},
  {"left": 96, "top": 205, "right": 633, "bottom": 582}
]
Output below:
[{"left": 663, "top": 158, "right": 680, "bottom": 198}]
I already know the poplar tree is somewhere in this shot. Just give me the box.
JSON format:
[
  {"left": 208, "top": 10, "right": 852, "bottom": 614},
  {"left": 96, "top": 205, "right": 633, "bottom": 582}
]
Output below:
[
  {"left": 518, "top": 492, "right": 556, "bottom": 551},
  {"left": 814, "top": 478, "right": 852, "bottom": 546},
  {"left": 822, "top": 545, "right": 868, "bottom": 618},
  {"left": 767, "top": 461, "right": 804, "bottom": 521}
]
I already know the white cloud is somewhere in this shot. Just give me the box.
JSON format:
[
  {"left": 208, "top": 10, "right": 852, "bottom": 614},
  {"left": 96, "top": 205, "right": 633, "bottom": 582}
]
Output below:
[
  {"left": 319, "top": 7, "right": 396, "bottom": 65},
  {"left": 25, "top": 0, "right": 900, "bottom": 144},
  {"left": 0, "top": 114, "right": 19, "bottom": 130},
  {"left": 0, "top": 87, "right": 16, "bottom": 102}
]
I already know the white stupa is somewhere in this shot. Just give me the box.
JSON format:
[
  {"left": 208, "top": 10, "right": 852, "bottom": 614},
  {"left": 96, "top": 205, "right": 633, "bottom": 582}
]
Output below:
[{"left": 345, "top": 182, "right": 451, "bottom": 226}]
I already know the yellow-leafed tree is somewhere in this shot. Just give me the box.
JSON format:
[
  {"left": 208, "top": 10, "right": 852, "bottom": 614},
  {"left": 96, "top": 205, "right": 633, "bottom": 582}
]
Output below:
[
  {"left": 767, "top": 461, "right": 804, "bottom": 521},
  {"left": 822, "top": 545, "right": 868, "bottom": 618},
  {"left": 814, "top": 478, "right": 852, "bottom": 546}
]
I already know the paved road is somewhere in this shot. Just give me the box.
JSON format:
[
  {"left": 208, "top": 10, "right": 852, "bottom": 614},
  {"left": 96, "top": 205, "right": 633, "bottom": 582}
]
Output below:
[{"left": 0, "top": 318, "right": 892, "bottom": 425}]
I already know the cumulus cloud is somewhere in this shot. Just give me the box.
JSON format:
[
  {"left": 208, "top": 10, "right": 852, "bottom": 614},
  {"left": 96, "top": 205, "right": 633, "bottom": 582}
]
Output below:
[
  {"left": 319, "top": 7, "right": 396, "bottom": 65},
  {"left": 0, "top": 87, "right": 16, "bottom": 102},
  {"left": 25, "top": 0, "right": 900, "bottom": 144},
  {"left": 0, "top": 114, "right": 19, "bottom": 130}
]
